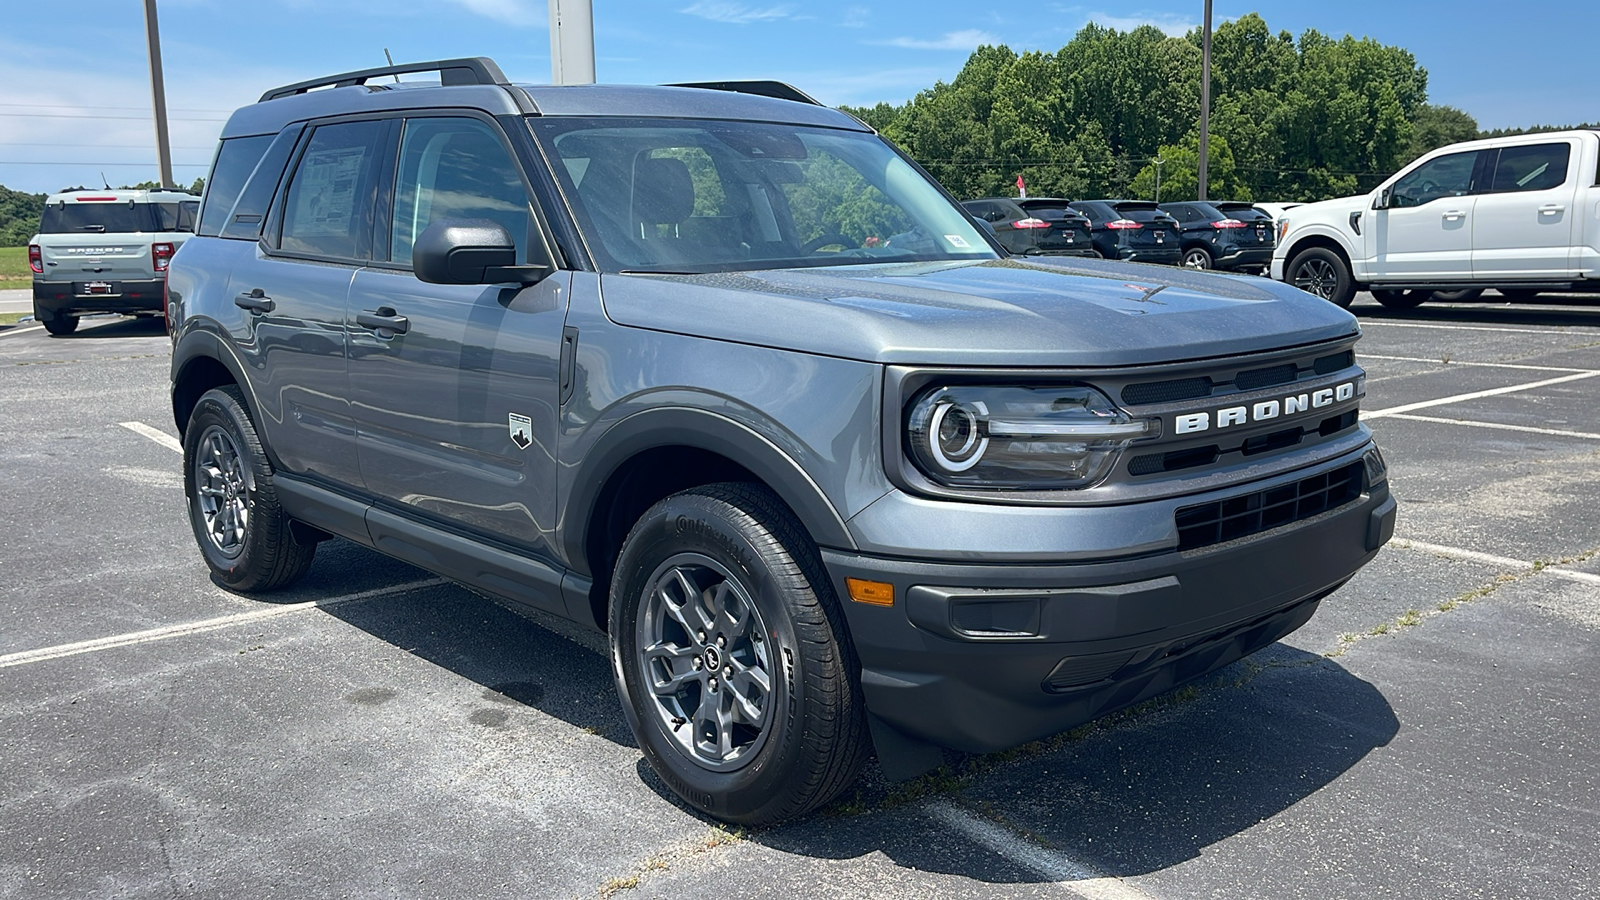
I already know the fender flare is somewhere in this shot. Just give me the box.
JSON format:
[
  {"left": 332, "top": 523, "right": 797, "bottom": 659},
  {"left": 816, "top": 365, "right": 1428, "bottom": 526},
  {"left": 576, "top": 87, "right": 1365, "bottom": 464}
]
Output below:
[
  {"left": 561, "top": 406, "right": 859, "bottom": 575},
  {"left": 169, "top": 326, "right": 261, "bottom": 437},
  {"left": 1283, "top": 226, "right": 1357, "bottom": 271}
]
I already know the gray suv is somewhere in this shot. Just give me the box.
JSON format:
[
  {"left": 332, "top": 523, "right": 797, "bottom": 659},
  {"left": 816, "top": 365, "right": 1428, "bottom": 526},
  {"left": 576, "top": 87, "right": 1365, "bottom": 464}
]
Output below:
[{"left": 167, "top": 58, "right": 1395, "bottom": 825}]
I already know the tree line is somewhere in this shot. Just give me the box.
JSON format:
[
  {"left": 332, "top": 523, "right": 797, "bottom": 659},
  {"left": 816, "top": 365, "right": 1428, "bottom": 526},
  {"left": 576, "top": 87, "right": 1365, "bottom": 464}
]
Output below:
[{"left": 842, "top": 13, "right": 1578, "bottom": 204}]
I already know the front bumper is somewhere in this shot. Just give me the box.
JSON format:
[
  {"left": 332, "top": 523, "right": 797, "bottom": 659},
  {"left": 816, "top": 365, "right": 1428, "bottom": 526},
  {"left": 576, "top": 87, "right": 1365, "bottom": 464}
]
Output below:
[{"left": 825, "top": 448, "right": 1394, "bottom": 754}]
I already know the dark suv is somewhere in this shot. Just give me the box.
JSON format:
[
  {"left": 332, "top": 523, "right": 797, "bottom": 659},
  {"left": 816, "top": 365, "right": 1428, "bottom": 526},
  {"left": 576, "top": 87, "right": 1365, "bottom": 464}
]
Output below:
[
  {"left": 960, "top": 198, "right": 1094, "bottom": 256},
  {"left": 168, "top": 58, "right": 1394, "bottom": 826},
  {"left": 1068, "top": 199, "right": 1182, "bottom": 265},
  {"left": 1160, "top": 201, "right": 1276, "bottom": 273}
]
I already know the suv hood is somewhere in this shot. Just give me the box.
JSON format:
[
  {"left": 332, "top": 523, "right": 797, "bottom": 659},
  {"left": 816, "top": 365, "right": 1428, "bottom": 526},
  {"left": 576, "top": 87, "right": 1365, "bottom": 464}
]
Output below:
[{"left": 600, "top": 258, "right": 1357, "bottom": 367}]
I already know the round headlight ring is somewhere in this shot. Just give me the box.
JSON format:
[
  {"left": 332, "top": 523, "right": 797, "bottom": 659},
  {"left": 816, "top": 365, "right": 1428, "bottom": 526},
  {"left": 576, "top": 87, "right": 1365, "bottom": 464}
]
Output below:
[{"left": 927, "top": 399, "right": 989, "bottom": 472}]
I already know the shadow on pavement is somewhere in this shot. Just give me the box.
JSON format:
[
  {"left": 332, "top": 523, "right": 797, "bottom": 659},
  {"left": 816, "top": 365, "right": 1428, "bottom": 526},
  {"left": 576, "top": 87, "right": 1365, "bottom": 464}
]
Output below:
[
  {"left": 60, "top": 315, "right": 169, "bottom": 339},
  {"left": 1355, "top": 292, "right": 1600, "bottom": 328}
]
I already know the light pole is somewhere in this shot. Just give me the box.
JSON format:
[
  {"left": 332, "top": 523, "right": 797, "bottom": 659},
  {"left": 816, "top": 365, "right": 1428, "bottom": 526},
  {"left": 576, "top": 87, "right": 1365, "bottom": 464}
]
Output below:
[
  {"left": 142, "top": 0, "right": 175, "bottom": 189},
  {"left": 1198, "top": 0, "right": 1212, "bottom": 201},
  {"left": 1153, "top": 157, "right": 1166, "bottom": 203},
  {"left": 549, "top": 0, "right": 596, "bottom": 85}
]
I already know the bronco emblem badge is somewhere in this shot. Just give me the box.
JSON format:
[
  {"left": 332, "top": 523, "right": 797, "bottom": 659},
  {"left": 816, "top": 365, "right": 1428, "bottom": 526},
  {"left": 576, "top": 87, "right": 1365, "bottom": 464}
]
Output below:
[{"left": 508, "top": 413, "right": 532, "bottom": 449}]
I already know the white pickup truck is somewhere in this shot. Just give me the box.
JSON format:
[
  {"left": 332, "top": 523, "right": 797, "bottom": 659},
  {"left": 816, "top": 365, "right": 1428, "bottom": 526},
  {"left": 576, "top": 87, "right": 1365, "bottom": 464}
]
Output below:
[{"left": 1272, "top": 129, "right": 1600, "bottom": 309}]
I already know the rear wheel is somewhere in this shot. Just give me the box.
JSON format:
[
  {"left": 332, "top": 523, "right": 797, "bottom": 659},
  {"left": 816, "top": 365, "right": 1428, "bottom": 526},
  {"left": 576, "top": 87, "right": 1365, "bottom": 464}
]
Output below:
[
  {"left": 184, "top": 386, "right": 316, "bottom": 591},
  {"left": 39, "top": 311, "right": 78, "bottom": 336},
  {"left": 1182, "top": 247, "right": 1213, "bottom": 269},
  {"left": 1286, "top": 247, "right": 1355, "bottom": 308},
  {"left": 1430, "top": 289, "right": 1484, "bottom": 302},
  {"left": 1371, "top": 289, "right": 1429, "bottom": 310},
  {"left": 610, "top": 483, "right": 867, "bottom": 825}
]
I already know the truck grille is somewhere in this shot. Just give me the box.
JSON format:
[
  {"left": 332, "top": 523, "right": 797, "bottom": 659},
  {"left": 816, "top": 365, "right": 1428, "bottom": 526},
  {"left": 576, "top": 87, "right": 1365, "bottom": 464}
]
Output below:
[
  {"left": 1122, "top": 350, "right": 1353, "bottom": 406},
  {"left": 1174, "top": 462, "right": 1364, "bottom": 551}
]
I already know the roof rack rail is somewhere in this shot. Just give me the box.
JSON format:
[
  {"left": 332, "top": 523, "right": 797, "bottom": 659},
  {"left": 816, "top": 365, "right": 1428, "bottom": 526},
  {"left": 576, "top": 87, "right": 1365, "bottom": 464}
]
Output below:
[
  {"left": 260, "top": 57, "right": 509, "bottom": 103},
  {"left": 667, "top": 81, "right": 822, "bottom": 107}
]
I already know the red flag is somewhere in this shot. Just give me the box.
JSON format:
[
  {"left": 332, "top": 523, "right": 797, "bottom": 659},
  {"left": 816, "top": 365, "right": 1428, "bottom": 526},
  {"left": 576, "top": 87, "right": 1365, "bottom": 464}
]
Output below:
[{"left": 1016, "top": 175, "right": 1027, "bottom": 198}]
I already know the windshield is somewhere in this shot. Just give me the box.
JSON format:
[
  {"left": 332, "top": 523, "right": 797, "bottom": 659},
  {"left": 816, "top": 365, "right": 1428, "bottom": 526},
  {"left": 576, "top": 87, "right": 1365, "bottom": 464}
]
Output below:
[{"left": 529, "top": 117, "right": 997, "bottom": 274}]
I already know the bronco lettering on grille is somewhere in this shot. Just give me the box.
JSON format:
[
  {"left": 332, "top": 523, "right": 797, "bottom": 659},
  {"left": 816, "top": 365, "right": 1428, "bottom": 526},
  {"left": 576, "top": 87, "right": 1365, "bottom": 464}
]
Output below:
[{"left": 1174, "top": 381, "right": 1357, "bottom": 435}]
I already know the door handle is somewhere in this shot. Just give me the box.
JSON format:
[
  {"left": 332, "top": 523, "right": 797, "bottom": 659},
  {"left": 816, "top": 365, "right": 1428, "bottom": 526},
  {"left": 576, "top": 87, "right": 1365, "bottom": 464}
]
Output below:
[
  {"left": 1539, "top": 205, "right": 1565, "bottom": 214},
  {"left": 1442, "top": 210, "right": 1466, "bottom": 219},
  {"left": 233, "top": 288, "right": 274, "bottom": 313},
  {"left": 356, "top": 307, "right": 410, "bottom": 334}
]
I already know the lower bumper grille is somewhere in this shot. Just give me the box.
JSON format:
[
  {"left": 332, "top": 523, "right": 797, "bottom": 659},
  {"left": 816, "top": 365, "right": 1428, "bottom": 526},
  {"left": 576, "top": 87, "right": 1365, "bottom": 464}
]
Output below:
[{"left": 1175, "top": 462, "right": 1364, "bottom": 551}]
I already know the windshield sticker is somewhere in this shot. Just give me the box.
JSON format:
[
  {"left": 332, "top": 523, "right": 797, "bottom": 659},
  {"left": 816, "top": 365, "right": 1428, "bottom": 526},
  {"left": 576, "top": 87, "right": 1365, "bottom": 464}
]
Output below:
[{"left": 944, "top": 234, "right": 970, "bottom": 248}]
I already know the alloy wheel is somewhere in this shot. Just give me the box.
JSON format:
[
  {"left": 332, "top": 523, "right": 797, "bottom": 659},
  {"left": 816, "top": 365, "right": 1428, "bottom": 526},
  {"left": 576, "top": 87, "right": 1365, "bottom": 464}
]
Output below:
[
  {"left": 194, "top": 425, "right": 249, "bottom": 558},
  {"left": 1292, "top": 258, "right": 1337, "bottom": 299}
]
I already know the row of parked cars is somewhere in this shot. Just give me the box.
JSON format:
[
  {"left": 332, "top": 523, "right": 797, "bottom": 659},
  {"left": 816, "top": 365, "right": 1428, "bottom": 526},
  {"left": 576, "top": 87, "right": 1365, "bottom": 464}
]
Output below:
[{"left": 961, "top": 196, "right": 1282, "bottom": 273}]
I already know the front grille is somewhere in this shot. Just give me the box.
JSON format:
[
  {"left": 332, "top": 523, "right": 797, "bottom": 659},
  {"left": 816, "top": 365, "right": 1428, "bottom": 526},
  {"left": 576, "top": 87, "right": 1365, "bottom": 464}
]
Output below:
[
  {"left": 1174, "top": 462, "right": 1364, "bottom": 551},
  {"left": 1122, "top": 349, "right": 1357, "bottom": 406}
]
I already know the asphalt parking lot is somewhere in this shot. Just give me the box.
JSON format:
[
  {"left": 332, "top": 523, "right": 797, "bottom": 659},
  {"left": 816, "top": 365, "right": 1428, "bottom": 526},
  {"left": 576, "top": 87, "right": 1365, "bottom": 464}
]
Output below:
[{"left": 2, "top": 289, "right": 1598, "bottom": 899}]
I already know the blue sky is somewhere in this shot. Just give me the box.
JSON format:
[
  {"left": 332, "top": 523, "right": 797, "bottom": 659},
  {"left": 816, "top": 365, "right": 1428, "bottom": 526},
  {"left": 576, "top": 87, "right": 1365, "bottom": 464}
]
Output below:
[{"left": 1, "top": 1, "right": 1595, "bottom": 194}]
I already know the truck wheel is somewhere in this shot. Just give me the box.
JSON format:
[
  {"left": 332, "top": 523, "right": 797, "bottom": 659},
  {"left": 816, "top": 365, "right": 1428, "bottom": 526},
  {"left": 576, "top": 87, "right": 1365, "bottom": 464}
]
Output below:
[
  {"left": 40, "top": 313, "right": 79, "bottom": 336},
  {"left": 610, "top": 483, "right": 867, "bottom": 825},
  {"left": 1183, "top": 247, "right": 1213, "bottom": 269},
  {"left": 1430, "top": 289, "right": 1483, "bottom": 302},
  {"left": 184, "top": 386, "right": 316, "bottom": 591},
  {"left": 1287, "top": 248, "right": 1355, "bottom": 308},
  {"left": 1371, "top": 289, "right": 1429, "bottom": 310}
]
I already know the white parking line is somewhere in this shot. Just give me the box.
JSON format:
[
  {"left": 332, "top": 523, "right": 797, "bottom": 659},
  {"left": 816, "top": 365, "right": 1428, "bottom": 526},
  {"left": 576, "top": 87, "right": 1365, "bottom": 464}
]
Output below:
[
  {"left": 0, "top": 577, "right": 446, "bottom": 669},
  {"left": 1361, "top": 354, "right": 1596, "bottom": 374},
  {"left": 1395, "top": 539, "right": 1600, "bottom": 586},
  {"left": 119, "top": 421, "right": 183, "bottom": 454},
  {"left": 0, "top": 323, "right": 44, "bottom": 340},
  {"left": 928, "top": 800, "right": 1158, "bottom": 900},
  {"left": 1382, "top": 413, "right": 1600, "bottom": 441},
  {"left": 1360, "top": 321, "right": 1582, "bottom": 337},
  {"left": 1364, "top": 370, "right": 1600, "bottom": 419}
]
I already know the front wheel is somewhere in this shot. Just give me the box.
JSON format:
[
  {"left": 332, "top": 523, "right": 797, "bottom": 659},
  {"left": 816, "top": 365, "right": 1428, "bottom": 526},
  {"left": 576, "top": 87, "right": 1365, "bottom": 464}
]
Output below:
[
  {"left": 1286, "top": 247, "right": 1356, "bottom": 308},
  {"left": 183, "top": 386, "right": 316, "bottom": 591},
  {"left": 610, "top": 483, "right": 867, "bottom": 825},
  {"left": 1371, "top": 289, "right": 1429, "bottom": 310}
]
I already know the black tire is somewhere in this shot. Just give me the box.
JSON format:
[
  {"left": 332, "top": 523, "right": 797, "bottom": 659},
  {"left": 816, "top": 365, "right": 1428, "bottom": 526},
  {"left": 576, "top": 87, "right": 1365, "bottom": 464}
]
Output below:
[
  {"left": 1182, "top": 246, "right": 1213, "bottom": 269},
  {"left": 1430, "top": 289, "right": 1484, "bottom": 302},
  {"left": 183, "top": 386, "right": 316, "bottom": 591},
  {"left": 1497, "top": 288, "right": 1541, "bottom": 301},
  {"left": 40, "top": 314, "right": 78, "bottom": 336},
  {"left": 610, "top": 483, "right": 867, "bottom": 825},
  {"left": 1371, "top": 289, "right": 1429, "bottom": 310},
  {"left": 1286, "top": 247, "right": 1356, "bottom": 308}
]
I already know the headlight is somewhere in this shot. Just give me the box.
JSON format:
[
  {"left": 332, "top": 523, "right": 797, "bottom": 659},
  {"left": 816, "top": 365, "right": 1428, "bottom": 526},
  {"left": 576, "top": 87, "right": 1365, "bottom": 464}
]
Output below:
[
  {"left": 1276, "top": 218, "right": 1290, "bottom": 243},
  {"left": 906, "top": 385, "right": 1158, "bottom": 489}
]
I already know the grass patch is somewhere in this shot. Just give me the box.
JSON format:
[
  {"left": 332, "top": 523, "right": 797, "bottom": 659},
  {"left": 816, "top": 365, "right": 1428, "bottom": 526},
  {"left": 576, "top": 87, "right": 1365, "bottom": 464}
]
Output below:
[
  {"left": 0, "top": 246, "right": 32, "bottom": 281},
  {"left": 0, "top": 311, "right": 28, "bottom": 326}
]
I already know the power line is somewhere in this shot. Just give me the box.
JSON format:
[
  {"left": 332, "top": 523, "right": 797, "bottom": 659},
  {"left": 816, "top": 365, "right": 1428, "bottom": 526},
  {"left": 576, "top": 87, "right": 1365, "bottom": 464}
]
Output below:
[
  {"left": 0, "top": 161, "right": 208, "bottom": 167},
  {"left": 0, "top": 113, "right": 226, "bottom": 122},
  {"left": 0, "top": 103, "right": 232, "bottom": 113},
  {"left": 0, "top": 142, "right": 215, "bottom": 150}
]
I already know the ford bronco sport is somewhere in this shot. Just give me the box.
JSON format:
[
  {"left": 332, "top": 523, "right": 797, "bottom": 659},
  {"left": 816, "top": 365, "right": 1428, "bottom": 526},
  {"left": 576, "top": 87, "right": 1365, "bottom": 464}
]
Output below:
[
  {"left": 167, "top": 58, "right": 1395, "bottom": 825},
  {"left": 30, "top": 188, "right": 198, "bottom": 335}
]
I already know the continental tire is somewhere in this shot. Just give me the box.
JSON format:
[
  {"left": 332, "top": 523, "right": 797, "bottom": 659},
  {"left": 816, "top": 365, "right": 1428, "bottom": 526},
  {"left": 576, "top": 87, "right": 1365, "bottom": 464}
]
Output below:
[
  {"left": 609, "top": 483, "right": 867, "bottom": 825},
  {"left": 183, "top": 386, "right": 316, "bottom": 591},
  {"left": 1287, "top": 247, "right": 1356, "bottom": 308}
]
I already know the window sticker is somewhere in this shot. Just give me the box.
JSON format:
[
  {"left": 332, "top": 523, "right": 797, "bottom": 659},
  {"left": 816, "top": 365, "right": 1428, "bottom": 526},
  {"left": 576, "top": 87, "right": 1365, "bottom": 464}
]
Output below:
[{"left": 944, "top": 234, "right": 970, "bottom": 248}]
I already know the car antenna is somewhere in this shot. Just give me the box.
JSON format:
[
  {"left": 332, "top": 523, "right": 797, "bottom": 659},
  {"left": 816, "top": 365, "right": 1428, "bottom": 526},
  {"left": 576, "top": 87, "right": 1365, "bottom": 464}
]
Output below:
[
  {"left": 101, "top": 172, "right": 112, "bottom": 190},
  {"left": 383, "top": 49, "right": 401, "bottom": 83}
]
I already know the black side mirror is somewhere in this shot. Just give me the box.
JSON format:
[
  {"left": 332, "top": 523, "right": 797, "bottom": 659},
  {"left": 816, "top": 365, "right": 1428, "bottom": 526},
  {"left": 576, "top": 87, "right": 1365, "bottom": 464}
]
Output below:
[{"left": 413, "top": 219, "right": 551, "bottom": 285}]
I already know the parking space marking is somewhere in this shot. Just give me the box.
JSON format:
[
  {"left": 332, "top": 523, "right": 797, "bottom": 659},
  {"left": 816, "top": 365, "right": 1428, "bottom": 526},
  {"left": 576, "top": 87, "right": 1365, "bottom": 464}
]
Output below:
[
  {"left": 119, "top": 421, "right": 183, "bottom": 454},
  {"left": 1364, "top": 370, "right": 1600, "bottom": 419},
  {"left": 1362, "top": 354, "right": 1597, "bottom": 374},
  {"left": 1359, "top": 321, "right": 1585, "bottom": 337},
  {"left": 1381, "top": 413, "right": 1600, "bottom": 441},
  {"left": 0, "top": 323, "right": 44, "bottom": 340},
  {"left": 1395, "top": 539, "right": 1600, "bottom": 586},
  {"left": 928, "top": 800, "right": 1158, "bottom": 900},
  {"left": 0, "top": 577, "right": 446, "bottom": 669}
]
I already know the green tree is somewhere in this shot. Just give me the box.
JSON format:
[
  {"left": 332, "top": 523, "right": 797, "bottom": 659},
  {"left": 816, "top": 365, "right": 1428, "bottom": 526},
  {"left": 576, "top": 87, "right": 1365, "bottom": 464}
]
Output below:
[{"left": 1129, "top": 133, "right": 1250, "bottom": 202}]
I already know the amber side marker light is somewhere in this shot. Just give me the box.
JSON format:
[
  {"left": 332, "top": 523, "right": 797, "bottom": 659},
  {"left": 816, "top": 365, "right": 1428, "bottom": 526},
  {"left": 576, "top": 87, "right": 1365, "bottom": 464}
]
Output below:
[{"left": 846, "top": 578, "right": 895, "bottom": 607}]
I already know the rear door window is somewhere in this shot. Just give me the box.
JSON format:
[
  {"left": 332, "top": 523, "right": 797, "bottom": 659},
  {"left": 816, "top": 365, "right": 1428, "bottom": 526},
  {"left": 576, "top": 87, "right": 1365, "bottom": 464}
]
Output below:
[
  {"left": 1488, "top": 143, "right": 1572, "bottom": 193},
  {"left": 279, "top": 120, "right": 387, "bottom": 260}
]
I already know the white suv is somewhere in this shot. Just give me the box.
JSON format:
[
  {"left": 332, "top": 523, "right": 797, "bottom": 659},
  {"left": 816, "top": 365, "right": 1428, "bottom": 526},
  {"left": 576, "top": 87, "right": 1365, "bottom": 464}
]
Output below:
[{"left": 1272, "top": 130, "right": 1600, "bottom": 309}]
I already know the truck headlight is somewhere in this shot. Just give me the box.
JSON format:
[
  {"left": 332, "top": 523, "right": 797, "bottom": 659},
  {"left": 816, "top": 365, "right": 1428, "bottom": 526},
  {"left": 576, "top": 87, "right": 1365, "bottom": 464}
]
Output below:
[{"left": 906, "top": 385, "right": 1158, "bottom": 489}]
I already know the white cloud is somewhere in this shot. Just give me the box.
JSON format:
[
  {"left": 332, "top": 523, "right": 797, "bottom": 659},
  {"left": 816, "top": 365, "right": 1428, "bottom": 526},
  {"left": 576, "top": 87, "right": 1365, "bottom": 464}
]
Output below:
[
  {"left": 449, "top": 0, "right": 542, "bottom": 28},
  {"left": 875, "top": 29, "right": 1000, "bottom": 51},
  {"left": 680, "top": 2, "right": 794, "bottom": 25},
  {"left": 841, "top": 6, "right": 870, "bottom": 28},
  {"left": 1086, "top": 12, "right": 1196, "bottom": 37}
]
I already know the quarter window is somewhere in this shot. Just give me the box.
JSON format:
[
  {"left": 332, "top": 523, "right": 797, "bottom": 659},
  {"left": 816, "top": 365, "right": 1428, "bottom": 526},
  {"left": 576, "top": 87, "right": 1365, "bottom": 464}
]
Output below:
[
  {"left": 1489, "top": 143, "right": 1571, "bottom": 193},
  {"left": 197, "top": 135, "right": 272, "bottom": 237},
  {"left": 390, "top": 118, "right": 530, "bottom": 267},
  {"left": 280, "top": 120, "right": 386, "bottom": 259},
  {"left": 1389, "top": 150, "right": 1479, "bottom": 208}
]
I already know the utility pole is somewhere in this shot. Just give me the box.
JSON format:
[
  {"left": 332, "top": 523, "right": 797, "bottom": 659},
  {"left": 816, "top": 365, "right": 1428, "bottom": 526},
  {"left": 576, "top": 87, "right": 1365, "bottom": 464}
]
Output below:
[
  {"left": 1197, "top": 0, "right": 1212, "bottom": 201},
  {"left": 142, "top": 0, "right": 175, "bottom": 189},
  {"left": 1153, "top": 158, "right": 1165, "bottom": 203},
  {"left": 549, "top": 0, "right": 596, "bottom": 85}
]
